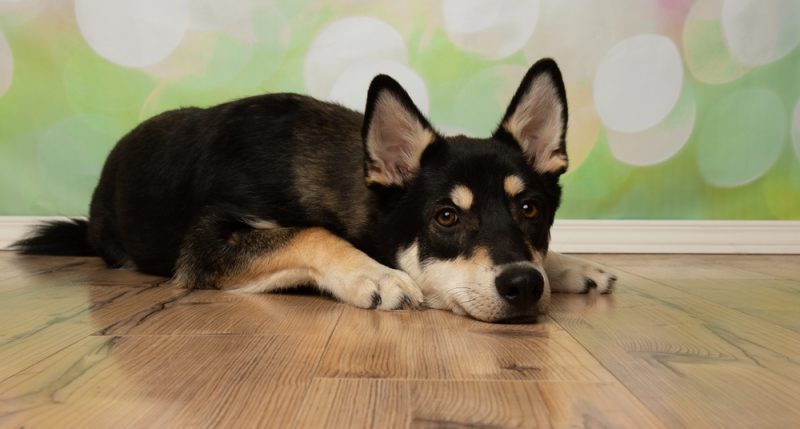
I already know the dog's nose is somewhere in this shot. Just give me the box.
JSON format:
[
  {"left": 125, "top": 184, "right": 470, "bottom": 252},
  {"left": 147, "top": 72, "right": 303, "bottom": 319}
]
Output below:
[{"left": 495, "top": 267, "right": 544, "bottom": 309}]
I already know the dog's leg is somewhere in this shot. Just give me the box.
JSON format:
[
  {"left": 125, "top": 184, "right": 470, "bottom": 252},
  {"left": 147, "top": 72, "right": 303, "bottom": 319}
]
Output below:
[
  {"left": 174, "top": 218, "right": 423, "bottom": 310},
  {"left": 544, "top": 252, "right": 617, "bottom": 294}
]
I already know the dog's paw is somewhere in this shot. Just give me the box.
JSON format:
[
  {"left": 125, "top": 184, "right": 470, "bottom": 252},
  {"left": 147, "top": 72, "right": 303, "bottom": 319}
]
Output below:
[
  {"left": 329, "top": 264, "right": 424, "bottom": 310},
  {"left": 547, "top": 256, "right": 618, "bottom": 294},
  {"left": 578, "top": 267, "right": 617, "bottom": 294}
]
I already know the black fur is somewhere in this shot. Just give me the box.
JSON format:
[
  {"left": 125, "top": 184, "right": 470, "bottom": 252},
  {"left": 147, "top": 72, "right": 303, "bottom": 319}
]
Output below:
[{"left": 12, "top": 219, "right": 93, "bottom": 256}]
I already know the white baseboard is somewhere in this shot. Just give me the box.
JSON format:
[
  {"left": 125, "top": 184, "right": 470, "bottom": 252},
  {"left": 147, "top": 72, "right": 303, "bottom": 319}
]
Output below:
[
  {"left": 1, "top": 216, "right": 799, "bottom": 254},
  {"left": 550, "top": 220, "right": 800, "bottom": 254}
]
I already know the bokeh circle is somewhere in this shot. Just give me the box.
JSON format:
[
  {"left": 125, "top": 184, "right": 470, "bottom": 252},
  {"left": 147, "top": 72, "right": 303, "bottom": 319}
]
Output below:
[
  {"left": 328, "top": 59, "right": 429, "bottom": 114},
  {"left": 721, "top": 0, "right": 800, "bottom": 66},
  {"left": 75, "top": 0, "right": 190, "bottom": 68},
  {"left": 607, "top": 84, "right": 696, "bottom": 166},
  {"left": 304, "top": 16, "right": 406, "bottom": 98},
  {"left": 697, "top": 88, "right": 787, "bottom": 187},
  {"left": 683, "top": 0, "right": 749, "bottom": 84},
  {"left": 441, "top": 0, "right": 539, "bottom": 60},
  {"left": 593, "top": 34, "right": 684, "bottom": 133}
]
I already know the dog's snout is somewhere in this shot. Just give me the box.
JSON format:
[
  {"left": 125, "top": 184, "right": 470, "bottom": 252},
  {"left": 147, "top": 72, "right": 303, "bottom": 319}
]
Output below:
[{"left": 495, "top": 267, "right": 544, "bottom": 309}]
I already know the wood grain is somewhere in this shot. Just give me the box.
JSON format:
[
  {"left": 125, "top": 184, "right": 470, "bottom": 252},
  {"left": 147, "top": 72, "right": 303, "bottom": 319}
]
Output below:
[
  {"left": 1, "top": 251, "right": 799, "bottom": 428},
  {"left": 0, "top": 257, "right": 183, "bottom": 381},
  {"left": 294, "top": 379, "right": 666, "bottom": 429},
  {"left": 100, "top": 290, "right": 344, "bottom": 337},
  {"left": 0, "top": 335, "right": 328, "bottom": 428},
  {"left": 551, "top": 259, "right": 800, "bottom": 429},
  {"left": 317, "top": 307, "right": 616, "bottom": 382}
]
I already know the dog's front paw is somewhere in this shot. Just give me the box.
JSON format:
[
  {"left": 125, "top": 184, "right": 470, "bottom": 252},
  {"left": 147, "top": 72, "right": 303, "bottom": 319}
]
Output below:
[
  {"left": 578, "top": 266, "right": 617, "bottom": 294},
  {"left": 546, "top": 253, "right": 618, "bottom": 294},
  {"left": 328, "top": 264, "right": 424, "bottom": 310}
]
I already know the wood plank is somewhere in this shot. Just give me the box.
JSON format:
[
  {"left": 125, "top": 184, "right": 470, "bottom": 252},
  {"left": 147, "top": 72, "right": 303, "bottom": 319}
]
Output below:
[
  {"left": 0, "top": 253, "right": 165, "bottom": 291},
  {"left": 0, "top": 253, "right": 100, "bottom": 288},
  {"left": 293, "top": 379, "right": 667, "bottom": 429},
  {"left": 549, "top": 265, "right": 800, "bottom": 429},
  {"left": 0, "top": 261, "right": 185, "bottom": 381},
  {"left": 99, "top": 290, "right": 344, "bottom": 336},
  {"left": 0, "top": 285, "right": 187, "bottom": 382},
  {"left": 646, "top": 277, "right": 800, "bottom": 332},
  {"left": 581, "top": 253, "right": 775, "bottom": 280},
  {"left": 318, "top": 307, "right": 616, "bottom": 382},
  {"left": 0, "top": 335, "right": 328, "bottom": 429}
]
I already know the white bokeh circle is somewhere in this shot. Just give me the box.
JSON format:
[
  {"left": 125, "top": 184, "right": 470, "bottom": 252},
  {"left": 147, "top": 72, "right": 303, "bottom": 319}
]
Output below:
[
  {"left": 328, "top": 59, "right": 429, "bottom": 114},
  {"left": 722, "top": 0, "right": 800, "bottom": 66},
  {"left": 697, "top": 88, "right": 787, "bottom": 187},
  {"left": 523, "top": 0, "right": 660, "bottom": 81},
  {"left": 0, "top": 31, "right": 12, "bottom": 96},
  {"left": 683, "top": 0, "right": 749, "bottom": 84},
  {"left": 607, "top": 85, "right": 696, "bottom": 166},
  {"left": 593, "top": 34, "right": 684, "bottom": 134},
  {"left": 442, "top": 0, "right": 539, "bottom": 60},
  {"left": 75, "top": 0, "right": 190, "bottom": 68},
  {"left": 304, "top": 17, "right": 406, "bottom": 99},
  {"left": 792, "top": 99, "right": 800, "bottom": 161}
]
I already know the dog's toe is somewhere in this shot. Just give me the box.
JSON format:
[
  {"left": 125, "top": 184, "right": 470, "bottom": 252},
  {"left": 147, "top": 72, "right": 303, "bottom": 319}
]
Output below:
[
  {"left": 601, "top": 275, "right": 618, "bottom": 294},
  {"left": 591, "top": 271, "right": 617, "bottom": 294}
]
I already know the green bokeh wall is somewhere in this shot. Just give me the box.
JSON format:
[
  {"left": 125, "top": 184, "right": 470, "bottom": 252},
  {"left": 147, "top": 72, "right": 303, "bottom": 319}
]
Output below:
[{"left": 1, "top": 0, "right": 799, "bottom": 219}]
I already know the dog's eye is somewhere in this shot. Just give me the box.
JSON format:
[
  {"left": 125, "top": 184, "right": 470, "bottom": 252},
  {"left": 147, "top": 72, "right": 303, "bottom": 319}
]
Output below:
[
  {"left": 520, "top": 201, "right": 538, "bottom": 219},
  {"left": 435, "top": 208, "right": 459, "bottom": 227}
]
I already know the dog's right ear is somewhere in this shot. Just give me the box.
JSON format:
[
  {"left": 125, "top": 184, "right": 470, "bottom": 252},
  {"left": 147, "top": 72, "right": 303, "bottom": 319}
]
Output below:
[{"left": 362, "top": 75, "right": 436, "bottom": 187}]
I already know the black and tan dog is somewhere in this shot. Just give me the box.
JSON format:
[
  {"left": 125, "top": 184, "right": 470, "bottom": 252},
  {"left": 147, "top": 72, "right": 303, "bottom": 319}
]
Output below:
[{"left": 14, "top": 59, "right": 616, "bottom": 322}]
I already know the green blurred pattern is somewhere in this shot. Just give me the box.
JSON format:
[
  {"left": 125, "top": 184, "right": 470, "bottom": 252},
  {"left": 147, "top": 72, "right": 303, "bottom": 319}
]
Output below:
[{"left": 0, "top": 0, "right": 798, "bottom": 219}]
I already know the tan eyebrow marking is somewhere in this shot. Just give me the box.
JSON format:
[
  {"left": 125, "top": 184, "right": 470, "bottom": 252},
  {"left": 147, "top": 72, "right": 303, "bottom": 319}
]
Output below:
[
  {"left": 504, "top": 175, "right": 525, "bottom": 197},
  {"left": 450, "top": 184, "right": 474, "bottom": 210}
]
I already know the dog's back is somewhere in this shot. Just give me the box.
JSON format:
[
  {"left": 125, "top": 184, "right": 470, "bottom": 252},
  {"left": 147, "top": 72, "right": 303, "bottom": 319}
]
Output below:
[{"left": 23, "top": 94, "right": 372, "bottom": 275}]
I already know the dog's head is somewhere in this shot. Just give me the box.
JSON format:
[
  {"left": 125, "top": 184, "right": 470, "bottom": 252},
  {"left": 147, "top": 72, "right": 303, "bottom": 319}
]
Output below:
[{"left": 362, "top": 59, "right": 567, "bottom": 323}]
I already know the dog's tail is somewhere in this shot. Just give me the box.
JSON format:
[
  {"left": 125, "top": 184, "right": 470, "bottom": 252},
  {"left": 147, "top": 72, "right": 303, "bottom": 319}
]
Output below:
[{"left": 11, "top": 218, "right": 96, "bottom": 256}]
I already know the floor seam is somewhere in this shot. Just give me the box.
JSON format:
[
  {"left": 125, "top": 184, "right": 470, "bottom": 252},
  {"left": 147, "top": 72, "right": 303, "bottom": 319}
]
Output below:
[{"left": 287, "top": 306, "right": 345, "bottom": 429}]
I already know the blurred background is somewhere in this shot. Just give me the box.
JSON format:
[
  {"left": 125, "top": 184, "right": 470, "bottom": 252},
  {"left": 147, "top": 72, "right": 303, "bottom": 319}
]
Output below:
[{"left": 0, "top": 0, "right": 798, "bottom": 220}]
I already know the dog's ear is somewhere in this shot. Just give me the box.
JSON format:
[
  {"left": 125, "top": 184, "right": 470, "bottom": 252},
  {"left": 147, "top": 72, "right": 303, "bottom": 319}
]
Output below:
[
  {"left": 362, "top": 75, "right": 436, "bottom": 187},
  {"left": 494, "top": 58, "right": 568, "bottom": 175}
]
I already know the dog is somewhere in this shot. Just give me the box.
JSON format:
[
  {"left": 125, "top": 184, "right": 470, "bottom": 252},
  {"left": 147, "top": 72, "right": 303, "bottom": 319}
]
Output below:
[{"left": 14, "top": 58, "right": 616, "bottom": 322}]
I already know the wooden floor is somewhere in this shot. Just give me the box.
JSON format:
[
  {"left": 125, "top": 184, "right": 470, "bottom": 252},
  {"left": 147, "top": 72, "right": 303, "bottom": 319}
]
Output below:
[{"left": 0, "top": 252, "right": 798, "bottom": 428}]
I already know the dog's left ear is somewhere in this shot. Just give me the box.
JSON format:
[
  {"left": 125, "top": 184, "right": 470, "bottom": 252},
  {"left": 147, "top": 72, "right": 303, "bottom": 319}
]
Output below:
[
  {"left": 494, "top": 58, "right": 569, "bottom": 175},
  {"left": 362, "top": 75, "right": 436, "bottom": 187}
]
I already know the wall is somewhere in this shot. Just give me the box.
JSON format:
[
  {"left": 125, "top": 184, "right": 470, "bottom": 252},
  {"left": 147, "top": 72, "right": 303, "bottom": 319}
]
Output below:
[{"left": 0, "top": 0, "right": 798, "bottom": 219}]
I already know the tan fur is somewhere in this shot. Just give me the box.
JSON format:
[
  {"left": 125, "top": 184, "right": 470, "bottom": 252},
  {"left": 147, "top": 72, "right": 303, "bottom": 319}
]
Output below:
[
  {"left": 221, "top": 228, "right": 423, "bottom": 309},
  {"left": 503, "top": 175, "right": 525, "bottom": 197},
  {"left": 396, "top": 241, "right": 422, "bottom": 278},
  {"left": 449, "top": 185, "right": 474, "bottom": 210},
  {"left": 502, "top": 73, "right": 567, "bottom": 174},
  {"left": 365, "top": 93, "right": 435, "bottom": 186}
]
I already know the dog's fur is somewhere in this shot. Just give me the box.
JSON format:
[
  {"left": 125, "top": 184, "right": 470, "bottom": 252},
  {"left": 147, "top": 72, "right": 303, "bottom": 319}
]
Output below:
[{"left": 14, "top": 59, "right": 616, "bottom": 322}]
